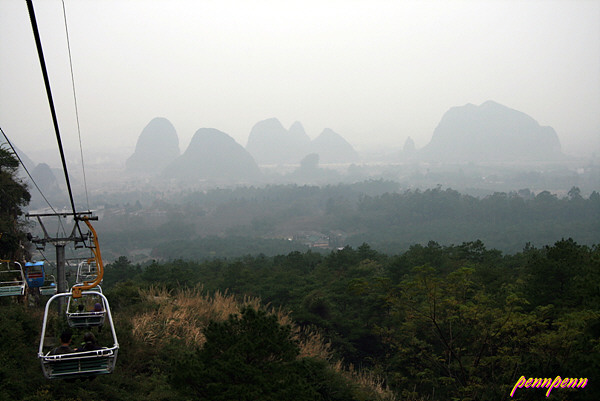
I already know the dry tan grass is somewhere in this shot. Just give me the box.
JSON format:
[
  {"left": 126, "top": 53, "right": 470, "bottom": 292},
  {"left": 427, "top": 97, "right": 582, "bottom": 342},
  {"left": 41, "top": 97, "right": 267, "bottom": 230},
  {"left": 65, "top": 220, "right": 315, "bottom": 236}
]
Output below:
[
  {"left": 332, "top": 360, "right": 398, "bottom": 401},
  {"left": 133, "top": 285, "right": 275, "bottom": 347},
  {"left": 131, "top": 285, "right": 396, "bottom": 400}
]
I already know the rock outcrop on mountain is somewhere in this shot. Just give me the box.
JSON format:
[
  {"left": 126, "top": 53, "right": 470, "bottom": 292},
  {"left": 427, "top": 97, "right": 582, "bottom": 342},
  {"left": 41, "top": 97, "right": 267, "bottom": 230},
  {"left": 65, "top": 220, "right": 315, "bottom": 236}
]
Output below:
[
  {"left": 126, "top": 117, "right": 180, "bottom": 174},
  {"left": 28, "top": 162, "right": 63, "bottom": 208},
  {"left": 31, "top": 163, "right": 61, "bottom": 195},
  {"left": 245, "top": 118, "right": 310, "bottom": 165},
  {"left": 288, "top": 121, "right": 311, "bottom": 159},
  {"left": 419, "top": 101, "right": 564, "bottom": 162},
  {"left": 403, "top": 137, "right": 416, "bottom": 154},
  {"left": 163, "top": 128, "right": 261, "bottom": 182},
  {"left": 310, "top": 128, "right": 360, "bottom": 164}
]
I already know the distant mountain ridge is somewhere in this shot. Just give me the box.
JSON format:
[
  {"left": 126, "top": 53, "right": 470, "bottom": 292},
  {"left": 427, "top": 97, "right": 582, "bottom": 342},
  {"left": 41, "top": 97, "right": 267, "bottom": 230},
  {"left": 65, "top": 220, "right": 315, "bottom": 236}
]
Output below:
[
  {"left": 245, "top": 118, "right": 358, "bottom": 165},
  {"left": 125, "top": 102, "right": 561, "bottom": 184},
  {"left": 420, "top": 101, "right": 564, "bottom": 162},
  {"left": 162, "top": 128, "right": 261, "bottom": 183},
  {"left": 310, "top": 128, "right": 359, "bottom": 164},
  {"left": 245, "top": 118, "right": 309, "bottom": 165},
  {"left": 125, "top": 116, "right": 360, "bottom": 184}
]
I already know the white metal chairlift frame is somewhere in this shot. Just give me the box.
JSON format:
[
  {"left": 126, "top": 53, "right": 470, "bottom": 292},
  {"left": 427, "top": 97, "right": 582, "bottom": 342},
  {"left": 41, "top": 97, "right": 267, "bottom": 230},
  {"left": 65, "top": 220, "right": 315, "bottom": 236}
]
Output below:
[
  {"left": 75, "top": 259, "right": 101, "bottom": 286},
  {"left": 38, "top": 291, "right": 119, "bottom": 379},
  {"left": 0, "top": 261, "right": 26, "bottom": 297},
  {"left": 23, "top": 0, "right": 118, "bottom": 380},
  {"left": 65, "top": 285, "right": 106, "bottom": 328}
]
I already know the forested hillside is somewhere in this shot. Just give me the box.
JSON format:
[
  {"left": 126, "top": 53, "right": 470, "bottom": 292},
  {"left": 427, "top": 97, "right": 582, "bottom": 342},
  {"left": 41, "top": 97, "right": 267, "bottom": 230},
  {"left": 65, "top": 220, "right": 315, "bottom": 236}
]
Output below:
[
  {"left": 4, "top": 146, "right": 598, "bottom": 399},
  {"left": 93, "top": 183, "right": 600, "bottom": 261},
  {"left": 102, "top": 240, "right": 599, "bottom": 400},
  {"left": 2, "top": 240, "right": 595, "bottom": 400}
]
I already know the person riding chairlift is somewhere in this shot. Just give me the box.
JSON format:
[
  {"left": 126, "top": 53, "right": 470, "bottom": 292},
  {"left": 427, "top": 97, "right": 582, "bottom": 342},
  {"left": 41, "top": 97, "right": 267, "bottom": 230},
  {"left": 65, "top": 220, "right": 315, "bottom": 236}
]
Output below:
[
  {"left": 77, "top": 332, "right": 102, "bottom": 352},
  {"left": 50, "top": 331, "right": 74, "bottom": 355}
]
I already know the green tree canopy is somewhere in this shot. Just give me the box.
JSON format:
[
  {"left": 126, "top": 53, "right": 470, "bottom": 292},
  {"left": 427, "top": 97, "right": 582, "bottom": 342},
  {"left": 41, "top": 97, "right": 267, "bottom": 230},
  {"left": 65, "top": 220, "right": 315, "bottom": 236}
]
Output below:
[
  {"left": 0, "top": 145, "right": 30, "bottom": 259},
  {"left": 171, "top": 307, "right": 358, "bottom": 401}
]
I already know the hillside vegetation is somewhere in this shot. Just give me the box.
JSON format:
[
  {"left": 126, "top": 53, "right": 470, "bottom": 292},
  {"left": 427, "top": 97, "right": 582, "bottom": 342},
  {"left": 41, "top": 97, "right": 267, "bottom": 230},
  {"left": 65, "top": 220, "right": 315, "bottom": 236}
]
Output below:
[
  {"left": 3, "top": 147, "right": 598, "bottom": 399},
  {"left": 0, "top": 284, "right": 394, "bottom": 401},
  {"left": 2, "top": 239, "right": 597, "bottom": 400},
  {"left": 93, "top": 183, "right": 600, "bottom": 262}
]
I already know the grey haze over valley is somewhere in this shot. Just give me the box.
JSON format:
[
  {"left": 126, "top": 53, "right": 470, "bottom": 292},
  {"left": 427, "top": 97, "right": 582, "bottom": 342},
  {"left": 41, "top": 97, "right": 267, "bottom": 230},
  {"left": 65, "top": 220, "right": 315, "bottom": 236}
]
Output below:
[
  {"left": 14, "top": 99, "right": 599, "bottom": 264},
  {"left": 124, "top": 100, "right": 567, "bottom": 181},
  {"left": 1, "top": 1, "right": 598, "bottom": 252},
  {"left": 15, "top": 100, "right": 599, "bottom": 212},
  {"left": 1, "top": 1, "right": 598, "bottom": 161}
]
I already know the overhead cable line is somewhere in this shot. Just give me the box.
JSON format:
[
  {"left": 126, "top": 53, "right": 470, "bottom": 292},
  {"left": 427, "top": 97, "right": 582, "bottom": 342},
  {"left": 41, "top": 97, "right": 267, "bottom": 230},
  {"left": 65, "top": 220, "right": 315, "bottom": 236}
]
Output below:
[
  {"left": 0, "top": 126, "right": 60, "bottom": 218},
  {"left": 36, "top": 249, "right": 56, "bottom": 270},
  {"left": 61, "top": 0, "right": 90, "bottom": 211},
  {"left": 25, "top": 0, "right": 85, "bottom": 241}
]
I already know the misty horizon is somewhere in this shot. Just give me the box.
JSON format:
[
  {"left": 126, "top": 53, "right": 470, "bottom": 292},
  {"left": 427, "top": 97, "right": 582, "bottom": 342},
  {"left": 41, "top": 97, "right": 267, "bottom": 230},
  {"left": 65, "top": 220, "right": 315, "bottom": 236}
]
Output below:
[
  {"left": 9, "top": 101, "right": 599, "bottom": 175},
  {"left": 1, "top": 0, "right": 598, "bottom": 164}
]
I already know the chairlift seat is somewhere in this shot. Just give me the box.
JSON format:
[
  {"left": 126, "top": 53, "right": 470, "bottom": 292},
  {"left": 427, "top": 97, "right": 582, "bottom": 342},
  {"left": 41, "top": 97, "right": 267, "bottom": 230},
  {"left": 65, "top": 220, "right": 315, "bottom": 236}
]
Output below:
[
  {"left": 0, "top": 262, "right": 26, "bottom": 297},
  {"left": 66, "top": 286, "right": 105, "bottom": 328},
  {"left": 40, "top": 283, "right": 57, "bottom": 296},
  {"left": 41, "top": 348, "right": 117, "bottom": 379},
  {"left": 66, "top": 311, "right": 105, "bottom": 328},
  {"left": 75, "top": 261, "right": 100, "bottom": 285},
  {"left": 0, "top": 283, "right": 25, "bottom": 296},
  {"left": 39, "top": 291, "right": 119, "bottom": 380},
  {"left": 39, "top": 275, "right": 57, "bottom": 296}
]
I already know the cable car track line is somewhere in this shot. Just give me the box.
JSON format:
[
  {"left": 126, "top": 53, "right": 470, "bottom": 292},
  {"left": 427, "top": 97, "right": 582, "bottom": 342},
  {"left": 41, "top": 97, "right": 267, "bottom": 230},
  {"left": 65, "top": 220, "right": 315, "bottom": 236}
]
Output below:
[
  {"left": 0, "top": 126, "right": 64, "bottom": 230},
  {"left": 25, "top": 0, "right": 84, "bottom": 240},
  {"left": 61, "top": 0, "right": 91, "bottom": 211}
]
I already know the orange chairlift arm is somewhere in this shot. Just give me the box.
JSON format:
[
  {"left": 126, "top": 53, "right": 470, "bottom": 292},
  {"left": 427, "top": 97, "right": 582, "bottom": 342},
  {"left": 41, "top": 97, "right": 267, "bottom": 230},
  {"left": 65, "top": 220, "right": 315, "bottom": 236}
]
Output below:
[{"left": 71, "top": 217, "right": 104, "bottom": 298}]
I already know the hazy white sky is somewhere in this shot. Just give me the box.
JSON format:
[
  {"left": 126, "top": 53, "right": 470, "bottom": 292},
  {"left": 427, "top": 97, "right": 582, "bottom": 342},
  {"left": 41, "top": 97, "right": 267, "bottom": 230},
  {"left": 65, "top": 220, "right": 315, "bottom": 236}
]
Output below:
[{"left": 1, "top": 0, "right": 599, "bottom": 164}]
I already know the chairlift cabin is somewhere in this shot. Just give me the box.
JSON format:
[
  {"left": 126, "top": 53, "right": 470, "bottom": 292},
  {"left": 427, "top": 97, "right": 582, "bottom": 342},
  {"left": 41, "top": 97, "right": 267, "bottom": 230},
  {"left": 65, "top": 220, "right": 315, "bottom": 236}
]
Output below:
[
  {"left": 0, "top": 261, "right": 26, "bottom": 297},
  {"left": 66, "top": 285, "right": 106, "bottom": 328},
  {"left": 25, "top": 261, "right": 56, "bottom": 296},
  {"left": 38, "top": 291, "right": 118, "bottom": 379},
  {"left": 25, "top": 261, "right": 45, "bottom": 288}
]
